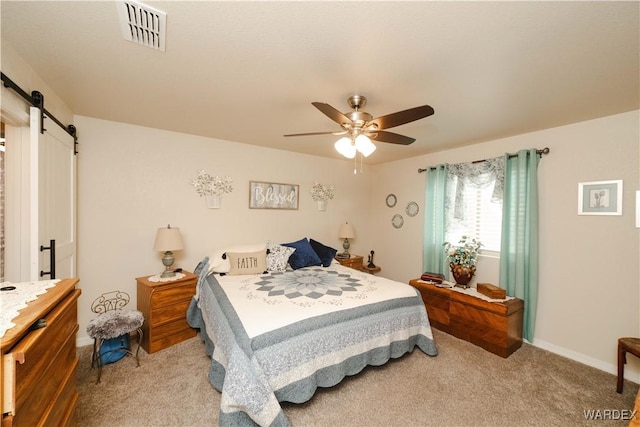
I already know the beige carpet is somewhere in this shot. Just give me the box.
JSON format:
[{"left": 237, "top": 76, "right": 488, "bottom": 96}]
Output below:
[{"left": 76, "top": 329, "right": 638, "bottom": 426}]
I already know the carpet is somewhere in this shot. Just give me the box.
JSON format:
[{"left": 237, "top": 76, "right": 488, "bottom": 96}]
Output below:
[{"left": 76, "top": 329, "right": 638, "bottom": 426}]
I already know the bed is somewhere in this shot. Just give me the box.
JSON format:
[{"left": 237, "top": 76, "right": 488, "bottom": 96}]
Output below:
[{"left": 186, "top": 242, "right": 438, "bottom": 427}]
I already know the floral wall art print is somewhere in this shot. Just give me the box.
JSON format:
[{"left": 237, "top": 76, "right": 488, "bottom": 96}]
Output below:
[{"left": 578, "top": 180, "right": 623, "bottom": 215}]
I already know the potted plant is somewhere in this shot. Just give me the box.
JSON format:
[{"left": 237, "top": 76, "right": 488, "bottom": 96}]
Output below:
[
  {"left": 310, "top": 181, "right": 335, "bottom": 211},
  {"left": 443, "top": 236, "right": 482, "bottom": 288},
  {"left": 191, "top": 170, "right": 233, "bottom": 208}
]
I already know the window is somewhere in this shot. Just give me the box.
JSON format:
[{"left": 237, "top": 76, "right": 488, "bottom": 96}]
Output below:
[{"left": 445, "top": 158, "right": 504, "bottom": 252}]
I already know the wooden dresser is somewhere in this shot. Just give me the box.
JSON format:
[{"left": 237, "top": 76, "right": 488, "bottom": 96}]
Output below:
[
  {"left": 409, "top": 279, "right": 523, "bottom": 358},
  {"left": 136, "top": 272, "right": 197, "bottom": 354},
  {"left": 1, "top": 278, "right": 81, "bottom": 426}
]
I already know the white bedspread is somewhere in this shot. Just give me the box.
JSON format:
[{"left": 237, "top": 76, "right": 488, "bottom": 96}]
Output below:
[
  {"left": 187, "top": 261, "right": 438, "bottom": 427},
  {"left": 220, "top": 263, "right": 422, "bottom": 338}
]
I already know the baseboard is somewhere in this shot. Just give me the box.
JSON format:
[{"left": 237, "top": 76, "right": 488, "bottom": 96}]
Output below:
[
  {"left": 77, "top": 335, "right": 93, "bottom": 347},
  {"left": 533, "top": 338, "right": 640, "bottom": 385}
]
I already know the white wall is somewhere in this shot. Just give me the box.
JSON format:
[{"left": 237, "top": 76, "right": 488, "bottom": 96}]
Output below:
[
  {"left": 74, "top": 116, "right": 375, "bottom": 345},
  {"left": 369, "top": 110, "right": 640, "bottom": 380}
]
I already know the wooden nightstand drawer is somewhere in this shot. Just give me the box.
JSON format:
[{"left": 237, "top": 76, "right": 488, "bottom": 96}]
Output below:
[
  {"left": 150, "top": 299, "right": 192, "bottom": 327},
  {"left": 150, "top": 283, "right": 195, "bottom": 307},
  {"left": 147, "top": 318, "right": 196, "bottom": 353}
]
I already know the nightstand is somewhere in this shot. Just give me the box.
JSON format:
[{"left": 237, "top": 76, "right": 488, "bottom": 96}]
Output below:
[
  {"left": 335, "top": 255, "right": 364, "bottom": 271},
  {"left": 136, "top": 271, "right": 197, "bottom": 353}
]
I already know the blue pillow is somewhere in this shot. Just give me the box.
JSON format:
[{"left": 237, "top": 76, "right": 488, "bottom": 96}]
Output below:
[
  {"left": 282, "top": 238, "right": 322, "bottom": 270},
  {"left": 309, "top": 239, "right": 338, "bottom": 267}
]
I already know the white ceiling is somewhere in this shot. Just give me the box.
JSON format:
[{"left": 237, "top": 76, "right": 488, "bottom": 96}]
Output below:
[{"left": 1, "top": 1, "right": 638, "bottom": 164}]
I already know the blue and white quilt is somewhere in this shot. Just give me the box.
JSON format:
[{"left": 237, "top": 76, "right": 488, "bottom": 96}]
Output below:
[{"left": 187, "top": 261, "right": 438, "bottom": 427}]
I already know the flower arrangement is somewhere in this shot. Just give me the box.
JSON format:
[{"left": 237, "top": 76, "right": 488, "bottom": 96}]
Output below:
[
  {"left": 190, "top": 170, "right": 233, "bottom": 197},
  {"left": 310, "top": 181, "right": 335, "bottom": 202},
  {"left": 443, "top": 236, "right": 482, "bottom": 268}
]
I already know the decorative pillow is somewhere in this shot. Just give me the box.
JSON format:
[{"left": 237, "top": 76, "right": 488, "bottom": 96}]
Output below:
[
  {"left": 226, "top": 250, "right": 267, "bottom": 275},
  {"left": 209, "top": 243, "right": 267, "bottom": 273},
  {"left": 266, "top": 241, "right": 296, "bottom": 272},
  {"left": 309, "top": 239, "right": 338, "bottom": 267},
  {"left": 282, "top": 238, "right": 322, "bottom": 270}
]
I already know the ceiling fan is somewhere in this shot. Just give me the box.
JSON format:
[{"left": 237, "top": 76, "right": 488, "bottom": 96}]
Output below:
[{"left": 284, "top": 95, "right": 434, "bottom": 158}]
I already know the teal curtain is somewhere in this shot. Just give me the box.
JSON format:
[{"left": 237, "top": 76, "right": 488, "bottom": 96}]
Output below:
[
  {"left": 423, "top": 164, "right": 448, "bottom": 274},
  {"left": 499, "top": 149, "right": 540, "bottom": 341}
]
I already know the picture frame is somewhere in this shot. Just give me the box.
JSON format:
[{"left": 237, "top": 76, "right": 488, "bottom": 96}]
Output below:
[
  {"left": 249, "top": 181, "right": 299, "bottom": 210},
  {"left": 578, "top": 179, "right": 622, "bottom": 215}
]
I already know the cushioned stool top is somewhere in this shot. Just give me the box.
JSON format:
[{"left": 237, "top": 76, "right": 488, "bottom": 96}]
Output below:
[{"left": 87, "top": 310, "right": 144, "bottom": 340}]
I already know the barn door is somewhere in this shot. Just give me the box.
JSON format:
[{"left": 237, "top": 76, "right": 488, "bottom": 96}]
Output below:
[{"left": 30, "top": 107, "right": 77, "bottom": 280}]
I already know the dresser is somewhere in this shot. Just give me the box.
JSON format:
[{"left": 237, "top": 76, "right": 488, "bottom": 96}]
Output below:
[
  {"left": 409, "top": 279, "right": 523, "bottom": 357},
  {"left": 1, "top": 278, "right": 81, "bottom": 426},
  {"left": 136, "top": 272, "right": 197, "bottom": 354}
]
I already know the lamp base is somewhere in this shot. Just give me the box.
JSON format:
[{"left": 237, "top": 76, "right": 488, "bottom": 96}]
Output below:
[
  {"left": 342, "top": 238, "right": 351, "bottom": 255},
  {"left": 160, "top": 250, "right": 176, "bottom": 278},
  {"left": 160, "top": 268, "right": 176, "bottom": 278},
  {"left": 336, "top": 252, "right": 350, "bottom": 259}
]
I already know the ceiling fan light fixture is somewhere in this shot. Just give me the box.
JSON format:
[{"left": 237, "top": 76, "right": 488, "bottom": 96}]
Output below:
[
  {"left": 335, "top": 137, "right": 356, "bottom": 158},
  {"left": 355, "top": 134, "right": 376, "bottom": 157},
  {"left": 285, "top": 95, "right": 434, "bottom": 161}
]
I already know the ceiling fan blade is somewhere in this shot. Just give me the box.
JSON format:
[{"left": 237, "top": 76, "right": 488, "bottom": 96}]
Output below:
[
  {"left": 370, "top": 130, "right": 415, "bottom": 145},
  {"left": 311, "top": 102, "right": 352, "bottom": 126},
  {"left": 284, "top": 130, "right": 347, "bottom": 137},
  {"left": 368, "top": 105, "right": 434, "bottom": 130}
]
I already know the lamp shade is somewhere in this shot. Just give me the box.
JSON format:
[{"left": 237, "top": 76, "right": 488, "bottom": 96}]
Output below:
[
  {"left": 355, "top": 134, "right": 376, "bottom": 157},
  {"left": 334, "top": 137, "right": 356, "bottom": 159},
  {"left": 338, "top": 223, "right": 355, "bottom": 239},
  {"left": 153, "top": 225, "right": 184, "bottom": 252}
]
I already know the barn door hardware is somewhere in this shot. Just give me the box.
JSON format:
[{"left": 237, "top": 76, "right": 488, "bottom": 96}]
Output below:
[{"left": 1, "top": 72, "right": 79, "bottom": 154}]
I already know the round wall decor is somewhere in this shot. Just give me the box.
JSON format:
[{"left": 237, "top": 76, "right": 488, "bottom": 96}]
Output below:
[
  {"left": 392, "top": 214, "right": 404, "bottom": 229},
  {"left": 386, "top": 194, "right": 397, "bottom": 208},
  {"left": 406, "top": 201, "right": 419, "bottom": 217}
]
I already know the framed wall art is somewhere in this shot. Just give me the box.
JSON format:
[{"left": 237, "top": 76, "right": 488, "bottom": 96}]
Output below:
[
  {"left": 578, "top": 179, "right": 622, "bottom": 215},
  {"left": 249, "top": 181, "right": 299, "bottom": 210}
]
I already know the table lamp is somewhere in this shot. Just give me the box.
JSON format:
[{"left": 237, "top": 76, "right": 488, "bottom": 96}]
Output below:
[
  {"left": 153, "top": 224, "right": 184, "bottom": 277},
  {"left": 338, "top": 222, "right": 355, "bottom": 257}
]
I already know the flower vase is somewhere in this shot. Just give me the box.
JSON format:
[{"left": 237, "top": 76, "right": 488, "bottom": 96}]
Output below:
[
  {"left": 205, "top": 195, "right": 221, "bottom": 209},
  {"left": 316, "top": 200, "right": 328, "bottom": 211},
  {"left": 450, "top": 263, "right": 475, "bottom": 288}
]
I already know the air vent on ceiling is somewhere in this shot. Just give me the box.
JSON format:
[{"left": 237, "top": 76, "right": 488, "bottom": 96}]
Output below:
[{"left": 116, "top": 0, "right": 166, "bottom": 51}]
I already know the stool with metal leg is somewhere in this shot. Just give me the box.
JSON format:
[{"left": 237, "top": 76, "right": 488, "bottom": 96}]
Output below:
[{"left": 86, "top": 291, "right": 144, "bottom": 383}]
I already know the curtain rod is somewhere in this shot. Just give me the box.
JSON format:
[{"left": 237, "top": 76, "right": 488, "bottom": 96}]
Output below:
[
  {"left": 417, "top": 147, "right": 549, "bottom": 173},
  {"left": 1, "top": 71, "right": 78, "bottom": 154}
]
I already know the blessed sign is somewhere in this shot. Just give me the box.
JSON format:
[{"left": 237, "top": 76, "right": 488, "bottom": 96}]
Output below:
[{"left": 249, "top": 181, "right": 299, "bottom": 210}]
